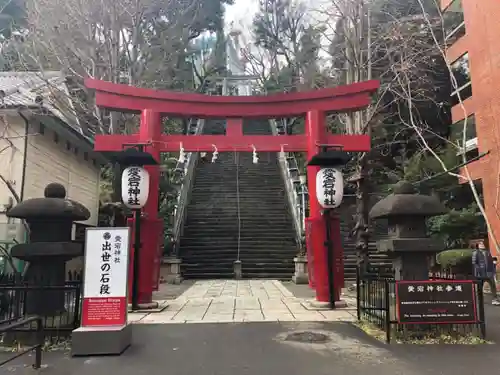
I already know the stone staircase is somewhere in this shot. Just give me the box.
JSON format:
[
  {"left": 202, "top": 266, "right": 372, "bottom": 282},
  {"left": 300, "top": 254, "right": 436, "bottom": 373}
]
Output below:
[
  {"left": 339, "top": 197, "right": 393, "bottom": 282},
  {"left": 179, "top": 119, "right": 298, "bottom": 279}
]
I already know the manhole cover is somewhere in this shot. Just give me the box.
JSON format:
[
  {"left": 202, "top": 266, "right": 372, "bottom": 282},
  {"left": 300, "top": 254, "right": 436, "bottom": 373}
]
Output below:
[{"left": 285, "top": 331, "right": 330, "bottom": 344}]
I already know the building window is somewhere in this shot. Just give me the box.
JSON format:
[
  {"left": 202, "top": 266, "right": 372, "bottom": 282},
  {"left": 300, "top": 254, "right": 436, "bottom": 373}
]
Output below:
[
  {"left": 444, "top": 0, "right": 465, "bottom": 44},
  {"left": 450, "top": 53, "right": 472, "bottom": 106},
  {"left": 451, "top": 114, "right": 477, "bottom": 154}
]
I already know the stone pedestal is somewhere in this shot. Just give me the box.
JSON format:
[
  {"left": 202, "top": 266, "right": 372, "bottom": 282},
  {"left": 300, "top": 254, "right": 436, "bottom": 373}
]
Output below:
[
  {"left": 234, "top": 260, "right": 242, "bottom": 279},
  {"left": 6, "top": 183, "right": 90, "bottom": 316},
  {"left": 161, "top": 257, "right": 183, "bottom": 284},
  {"left": 71, "top": 325, "right": 132, "bottom": 356},
  {"left": 292, "top": 256, "right": 309, "bottom": 284}
]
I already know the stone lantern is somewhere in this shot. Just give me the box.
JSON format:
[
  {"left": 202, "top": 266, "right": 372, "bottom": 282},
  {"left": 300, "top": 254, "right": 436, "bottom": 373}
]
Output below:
[
  {"left": 369, "top": 181, "right": 447, "bottom": 280},
  {"left": 7, "top": 183, "right": 90, "bottom": 315}
]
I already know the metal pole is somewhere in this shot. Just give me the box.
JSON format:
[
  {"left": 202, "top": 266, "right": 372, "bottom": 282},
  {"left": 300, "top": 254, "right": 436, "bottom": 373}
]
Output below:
[
  {"left": 222, "top": 77, "right": 228, "bottom": 96},
  {"left": 301, "top": 185, "right": 306, "bottom": 234},
  {"left": 131, "top": 144, "right": 144, "bottom": 311},
  {"left": 34, "top": 317, "right": 42, "bottom": 369},
  {"left": 132, "top": 208, "right": 141, "bottom": 310},
  {"left": 324, "top": 209, "right": 335, "bottom": 309}
]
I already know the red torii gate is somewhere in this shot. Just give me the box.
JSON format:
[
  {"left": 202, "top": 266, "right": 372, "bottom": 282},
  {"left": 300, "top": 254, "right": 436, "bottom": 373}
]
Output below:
[{"left": 86, "top": 78, "right": 379, "bottom": 305}]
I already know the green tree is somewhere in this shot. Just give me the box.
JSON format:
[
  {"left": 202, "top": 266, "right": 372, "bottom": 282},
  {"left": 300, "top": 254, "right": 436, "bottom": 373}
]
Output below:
[{"left": 0, "top": 0, "right": 25, "bottom": 39}]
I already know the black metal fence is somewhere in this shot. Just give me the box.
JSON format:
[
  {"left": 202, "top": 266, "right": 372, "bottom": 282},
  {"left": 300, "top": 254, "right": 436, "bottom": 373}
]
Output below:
[
  {"left": 356, "top": 271, "right": 486, "bottom": 343},
  {"left": 0, "top": 317, "right": 43, "bottom": 369},
  {"left": 0, "top": 271, "right": 82, "bottom": 343}
]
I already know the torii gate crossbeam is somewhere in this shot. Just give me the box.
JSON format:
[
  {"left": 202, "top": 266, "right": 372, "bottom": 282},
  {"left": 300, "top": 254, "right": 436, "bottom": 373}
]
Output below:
[{"left": 86, "top": 78, "right": 379, "bottom": 306}]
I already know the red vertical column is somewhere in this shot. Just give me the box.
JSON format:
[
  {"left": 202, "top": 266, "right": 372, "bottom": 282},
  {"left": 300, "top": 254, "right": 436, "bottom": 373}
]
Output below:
[
  {"left": 128, "top": 109, "right": 163, "bottom": 305},
  {"left": 305, "top": 110, "right": 345, "bottom": 303},
  {"left": 305, "top": 110, "right": 327, "bottom": 298}
]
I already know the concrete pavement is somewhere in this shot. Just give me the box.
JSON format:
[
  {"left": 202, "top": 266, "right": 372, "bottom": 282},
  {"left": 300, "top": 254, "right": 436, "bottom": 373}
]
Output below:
[
  {"left": 128, "top": 280, "right": 357, "bottom": 324},
  {"left": 3, "top": 322, "right": 500, "bottom": 375}
]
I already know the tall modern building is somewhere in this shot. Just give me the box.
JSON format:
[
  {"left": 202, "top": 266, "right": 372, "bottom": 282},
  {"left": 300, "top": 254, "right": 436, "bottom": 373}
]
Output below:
[{"left": 442, "top": 0, "right": 500, "bottom": 252}]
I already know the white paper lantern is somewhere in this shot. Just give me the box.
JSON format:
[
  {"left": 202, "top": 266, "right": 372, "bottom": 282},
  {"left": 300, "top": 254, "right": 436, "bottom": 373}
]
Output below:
[
  {"left": 316, "top": 167, "right": 344, "bottom": 208},
  {"left": 121, "top": 166, "right": 150, "bottom": 209}
]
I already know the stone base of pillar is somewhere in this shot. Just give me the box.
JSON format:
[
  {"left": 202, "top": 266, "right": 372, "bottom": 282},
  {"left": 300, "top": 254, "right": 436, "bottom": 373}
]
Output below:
[
  {"left": 161, "top": 256, "right": 183, "bottom": 285},
  {"left": 234, "top": 260, "right": 242, "bottom": 279},
  {"left": 292, "top": 256, "right": 309, "bottom": 284},
  {"left": 303, "top": 299, "right": 348, "bottom": 310},
  {"left": 128, "top": 301, "right": 160, "bottom": 310}
]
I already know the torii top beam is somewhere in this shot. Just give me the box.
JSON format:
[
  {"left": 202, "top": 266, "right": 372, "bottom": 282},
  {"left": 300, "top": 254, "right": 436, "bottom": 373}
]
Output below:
[{"left": 85, "top": 79, "right": 380, "bottom": 118}]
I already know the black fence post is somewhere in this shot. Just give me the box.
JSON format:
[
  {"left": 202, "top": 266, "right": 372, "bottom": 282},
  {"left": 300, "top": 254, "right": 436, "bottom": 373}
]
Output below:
[
  {"left": 477, "top": 280, "right": 486, "bottom": 339},
  {"left": 73, "top": 285, "right": 82, "bottom": 328},
  {"left": 384, "top": 280, "right": 391, "bottom": 344},
  {"left": 0, "top": 316, "right": 44, "bottom": 369},
  {"left": 34, "top": 316, "right": 43, "bottom": 369},
  {"left": 356, "top": 268, "right": 361, "bottom": 320}
]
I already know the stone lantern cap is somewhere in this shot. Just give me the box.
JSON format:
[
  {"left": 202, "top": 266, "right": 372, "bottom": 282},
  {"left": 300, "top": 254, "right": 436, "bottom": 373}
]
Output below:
[
  {"left": 369, "top": 181, "right": 447, "bottom": 220},
  {"left": 7, "top": 183, "right": 90, "bottom": 221}
]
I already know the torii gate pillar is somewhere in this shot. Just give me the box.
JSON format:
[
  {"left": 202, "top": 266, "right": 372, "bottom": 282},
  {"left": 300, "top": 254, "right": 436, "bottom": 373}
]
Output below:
[{"left": 127, "top": 110, "right": 163, "bottom": 305}]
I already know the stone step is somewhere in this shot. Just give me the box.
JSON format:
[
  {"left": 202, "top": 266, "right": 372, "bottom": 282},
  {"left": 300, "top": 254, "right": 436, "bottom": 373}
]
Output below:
[
  {"left": 182, "top": 272, "right": 236, "bottom": 279},
  {"left": 182, "top": 247, "right": 296, "bottom": 253},
  {"left": 182, "top": 256, "right": 295, "bottom": 263},
  {"left": 179, "top": 118, "right": 297, "bottom": 280},
  {"left": 181, "top": 236, "right": 296, "bottom": 243},
  {"left": 191, "top": 182, "right": 285, "bottom": 188},
  {"left": 182, "top": 220, "right": 294, "bottom": 227},
  {"left": 186, "top": 203, "right": 290, "bottom": 209},
  {"left": 182, "top": 222, "right": 295, "bottom": 228},
  {"left": 190, "top": 190, "right": 287, "bottom": 196},
  {"left": 182, "top": 253, "right": 296, "bottom": 261},
  {"left": 241, "top": 273, "right": 292, "bottom": 280},
  {"left": 180, "top": 237, "right": 296, "bottom": 244},
  {"left": 182, "top": 227, "right": 294, "bottom": 232},
  {"left": 182, "top": 248, "right": 295, "bottom": 254},
  {"left": 183, "top": 261, "right": 294, "bottom": 269}
]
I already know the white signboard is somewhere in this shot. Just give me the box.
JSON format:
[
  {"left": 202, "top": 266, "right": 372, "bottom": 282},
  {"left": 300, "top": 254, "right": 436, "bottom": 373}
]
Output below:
[
  {"left": 121, "top": 166, "right": 150, "bottom": 209},
  {"left": 316, "top": 167, "right": 344, "bottom": 209},
  {"left": 82, "top": 227, "right": 130, "bottom": 327}
]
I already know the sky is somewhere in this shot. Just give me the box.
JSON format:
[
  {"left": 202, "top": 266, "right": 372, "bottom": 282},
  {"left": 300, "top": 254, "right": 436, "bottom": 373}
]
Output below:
[
  {"left": 224, "top": 0, "right": 332, "bottom": 39},
  {"left": 224, "top": 0, "right": 259, "bottom": 34},
  {"left": 223, "top": 0, "right": 334, "bottom": 66}
]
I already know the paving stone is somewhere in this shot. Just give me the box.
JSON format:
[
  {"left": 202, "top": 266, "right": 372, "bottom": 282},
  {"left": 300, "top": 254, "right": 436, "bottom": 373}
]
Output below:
[
  {"left": 262, "top": 312, "right": 295, "bottom": 321},
  {"left": 234, "top": 311, "right": 264, "bottom": 321},
  {"left": 164, "top": 301, "right": 187, "bottom": 312},
  {"left": 127, "top": 313, "right": 148, "bottom": 323},
  {"left": 134, "top": 280, "right": 356, "bottom": 325},
  {"left": 140, "top": 312, "right": 178, "bottom": 323},
  {"left": 291, "top": 313, "right": 327, "bottom": 321},
  {"left": 260, "top": 302, "right": 289, "bottom": 312},
  {"left": 320, "top": 310, "right": 357, "bottom": 321},
  {"left": 235, "top": 298, "right": 261, "bottom": 310},
  {"left": 185, "top": 300, "right": 212, "bottom": 308}
]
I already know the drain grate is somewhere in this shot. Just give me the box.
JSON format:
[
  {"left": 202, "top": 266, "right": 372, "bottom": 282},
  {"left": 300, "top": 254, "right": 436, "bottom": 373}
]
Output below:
[{"left": 284, "top": 331, "right": 330, "bottom": 344}]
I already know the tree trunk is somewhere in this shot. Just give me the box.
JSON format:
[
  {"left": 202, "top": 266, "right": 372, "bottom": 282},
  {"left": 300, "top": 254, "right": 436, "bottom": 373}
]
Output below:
[{"left": 354, "top": 153, "right": 371, "bottom": 276}]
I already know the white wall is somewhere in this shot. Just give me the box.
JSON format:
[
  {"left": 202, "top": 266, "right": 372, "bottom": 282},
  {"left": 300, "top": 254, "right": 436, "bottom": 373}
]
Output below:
[
  {"left": 23, "top": 120, "right": 100, "bottom": 225},
  {"left": 0, "top": 114, "right": 26, "bottom": 225}
]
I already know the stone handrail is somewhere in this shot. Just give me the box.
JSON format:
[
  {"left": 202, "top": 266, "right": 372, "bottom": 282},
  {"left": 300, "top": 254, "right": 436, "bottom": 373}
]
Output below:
[
  {"left": 171, "top": 119, "right": 205, "bottom": 254},
  {"left": 269, "top": 119, "right": 308, "bottom": 246}
]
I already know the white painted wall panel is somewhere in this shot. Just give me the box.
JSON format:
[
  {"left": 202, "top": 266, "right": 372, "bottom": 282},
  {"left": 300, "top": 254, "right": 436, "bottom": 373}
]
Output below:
[
  {"left": 0, "top": 115, "right": 26, "bottom": 225},
  {"left": 24, "top": 122, "right": 100, "bottom": 225}
]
